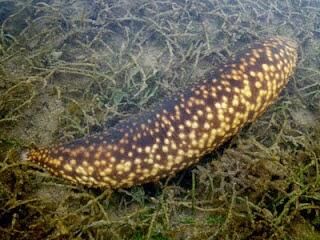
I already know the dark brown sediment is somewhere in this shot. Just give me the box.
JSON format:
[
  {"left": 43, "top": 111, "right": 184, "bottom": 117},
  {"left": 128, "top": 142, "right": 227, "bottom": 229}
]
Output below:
[{"left": 24, "top": 36, "right": 298, "bottom": 188}]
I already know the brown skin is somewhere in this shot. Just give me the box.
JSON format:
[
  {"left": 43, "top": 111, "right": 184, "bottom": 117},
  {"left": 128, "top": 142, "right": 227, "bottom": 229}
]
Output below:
[{"left": 25, "top": 36, "right": 298, "bottom": 188}]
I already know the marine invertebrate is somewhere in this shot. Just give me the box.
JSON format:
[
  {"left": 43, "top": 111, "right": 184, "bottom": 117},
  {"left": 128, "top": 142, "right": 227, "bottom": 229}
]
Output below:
[{"left": 23, "top": 36, "right": 298, "bottom": 188}]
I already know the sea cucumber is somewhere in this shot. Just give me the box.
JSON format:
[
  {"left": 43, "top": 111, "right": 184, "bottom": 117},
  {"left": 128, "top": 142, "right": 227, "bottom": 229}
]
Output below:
[{"left": 24, "top": 36, "right": 298, "bottom": 188}]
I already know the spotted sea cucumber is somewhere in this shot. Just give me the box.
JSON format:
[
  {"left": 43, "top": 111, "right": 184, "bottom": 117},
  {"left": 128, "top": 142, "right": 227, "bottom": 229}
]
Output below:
[{"left": 24, "top": 36, "right": 298, "bottom": 188}]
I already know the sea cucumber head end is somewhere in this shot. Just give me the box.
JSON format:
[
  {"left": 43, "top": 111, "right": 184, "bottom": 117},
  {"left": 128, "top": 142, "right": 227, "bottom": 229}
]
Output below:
[{"left": 21, "top": 149, "right": 30, "bottom": 161}]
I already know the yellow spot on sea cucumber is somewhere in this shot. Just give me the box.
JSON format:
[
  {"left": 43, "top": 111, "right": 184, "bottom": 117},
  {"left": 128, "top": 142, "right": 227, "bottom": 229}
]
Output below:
[
  {"left": 162, "top": 146, "right": 169, "bottom": 153},
  {"left": 63, "top": 164, "right": 73, "bottom": 172}
]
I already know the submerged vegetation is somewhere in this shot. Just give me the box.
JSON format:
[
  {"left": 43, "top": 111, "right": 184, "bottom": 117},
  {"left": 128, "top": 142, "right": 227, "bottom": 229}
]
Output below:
[{"left": 0, "top": 0, "right": 319, "bottom": 239}]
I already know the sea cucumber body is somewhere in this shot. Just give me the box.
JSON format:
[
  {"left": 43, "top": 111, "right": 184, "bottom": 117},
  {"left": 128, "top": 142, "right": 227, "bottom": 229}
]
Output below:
[{"left": 26, "top": 37, "right": 298, "bottom": 188}]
